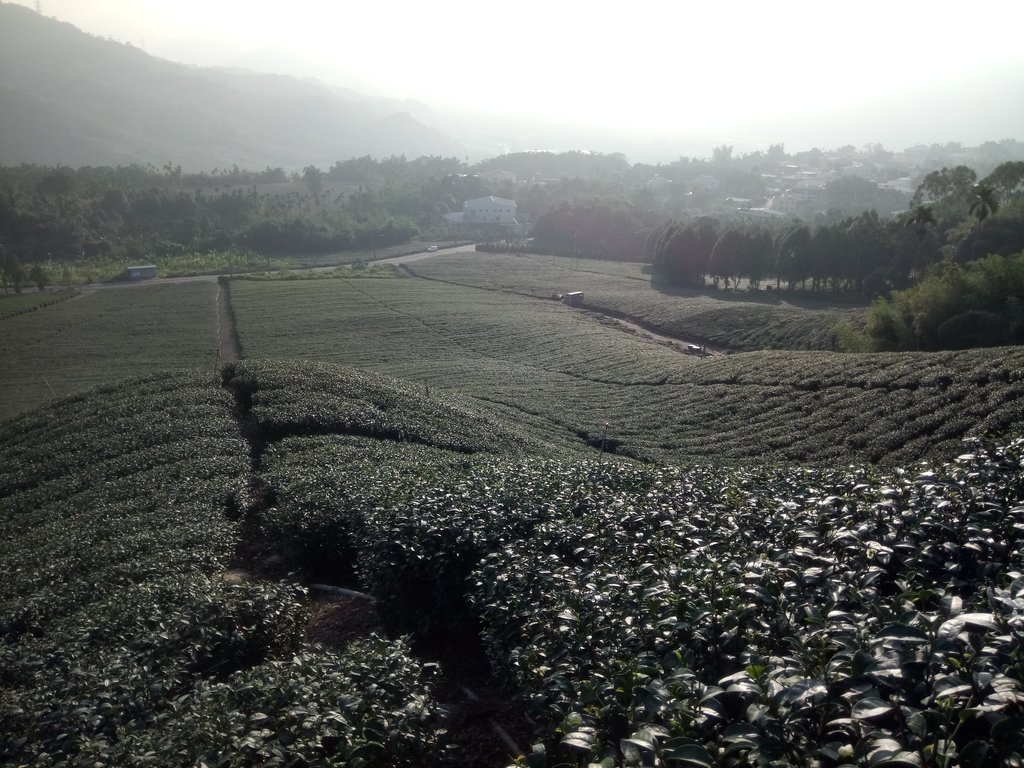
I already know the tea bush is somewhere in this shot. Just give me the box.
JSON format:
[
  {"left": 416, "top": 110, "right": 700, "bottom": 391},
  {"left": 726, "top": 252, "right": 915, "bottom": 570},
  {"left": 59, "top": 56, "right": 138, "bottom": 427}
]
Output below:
[
  {"left": 467, "top": 442, "right": 1024, "bottom": 766},
  {"left": 0, "top": 370, "right": 449, "bottom": 767}
]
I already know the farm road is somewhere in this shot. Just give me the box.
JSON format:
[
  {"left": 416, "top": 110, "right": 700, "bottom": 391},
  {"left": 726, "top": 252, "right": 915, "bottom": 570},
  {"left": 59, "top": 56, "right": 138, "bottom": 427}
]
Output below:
[
  {"left": 217, "top": 280, "right": 242, "bottom": 363},
  {"left": 584, "top": 309, "right": 723, "bottom": 357},
  {"left": 78, "top": 244, "right": 475, "bottom": 291}
]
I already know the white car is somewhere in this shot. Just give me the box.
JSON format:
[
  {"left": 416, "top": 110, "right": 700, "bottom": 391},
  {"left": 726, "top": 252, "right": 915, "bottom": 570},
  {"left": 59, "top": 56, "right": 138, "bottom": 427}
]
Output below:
[{"left": 427, "top": 245, "right": 438, "bottom": 252}]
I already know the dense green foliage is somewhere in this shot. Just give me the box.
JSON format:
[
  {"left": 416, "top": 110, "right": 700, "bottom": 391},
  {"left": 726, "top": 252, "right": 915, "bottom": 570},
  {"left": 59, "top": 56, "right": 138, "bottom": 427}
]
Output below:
[
  {"left": 261, "top": 438, "right": 589, "bottom": 635},
  {"left": 239, "top": 388, "right": 1024, "bottom": 767},
  {"left": 853, "top": 251, "right": 1024, "bottom": 351},
  {"left": 3, "top": 356, "right": 1024, "bottom": 766},
  {"left": 645, "top": 177, "right": 1024, "bottom": 297},
  {"left": 0, "top": 370, "right": 450, "bottom": 767},
  {"left": 468, "top": 445, "right": 1024, "bottom": 766},
  {"left": 530, "top": 200, "right": 654, "bottom": 261},
  {"left": 647, "top": 212, "right": 926, "bottom": 294},
  {"left": 0, "top": 163, "right": 419, "bottom": 274}
]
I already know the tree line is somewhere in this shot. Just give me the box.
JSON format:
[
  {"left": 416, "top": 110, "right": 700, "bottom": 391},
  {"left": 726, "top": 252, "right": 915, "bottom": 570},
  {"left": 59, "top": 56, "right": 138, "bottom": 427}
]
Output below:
[
  {"left": 3, "top": 144, "right": 1023, "bottom": 300},
  {"left": 848, "top": 251, "right": 1024, "bottom": 351},
  {"left": 525, "top": 162, "right": 1024, "bottom": 300},
  {"left": 0, "top": 159, "right": 488, "bottom": 288}
]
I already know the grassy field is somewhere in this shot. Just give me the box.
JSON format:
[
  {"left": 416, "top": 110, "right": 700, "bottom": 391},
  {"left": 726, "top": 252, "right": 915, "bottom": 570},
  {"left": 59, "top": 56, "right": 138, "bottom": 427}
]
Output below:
[
  {"left": 230, "top": 274, "right": 1024, "bottom": 467},
  {"left": 0, "top": 282, "right": 219, "bottom": 420},
  {"left": 406, "top": 251, "right": 867, "bottom": 351},
  {"left": 34, "top": 240, "right": 459, "bottom": 286}
]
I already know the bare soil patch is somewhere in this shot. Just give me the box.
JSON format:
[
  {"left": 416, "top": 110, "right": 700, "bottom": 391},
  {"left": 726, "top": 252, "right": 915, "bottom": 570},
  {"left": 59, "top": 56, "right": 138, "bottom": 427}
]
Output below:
[{"left": 306, "top": 593, "right": 386, "bottom": 647}]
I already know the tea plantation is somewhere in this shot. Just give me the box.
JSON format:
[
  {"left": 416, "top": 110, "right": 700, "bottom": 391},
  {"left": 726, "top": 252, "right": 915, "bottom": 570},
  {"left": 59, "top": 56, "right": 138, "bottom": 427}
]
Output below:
[
  {"left": 0, "top": 282, "right": 219, "bottom": 420},
  {"left": 2, "top": 359, "right": 1024, "bottom": 767},
  {"left": 404, "top": 251, "right": 865, "bottom": 351},
  {"left": 230, "top": 276, "right": 1024, "bottom": 467}
]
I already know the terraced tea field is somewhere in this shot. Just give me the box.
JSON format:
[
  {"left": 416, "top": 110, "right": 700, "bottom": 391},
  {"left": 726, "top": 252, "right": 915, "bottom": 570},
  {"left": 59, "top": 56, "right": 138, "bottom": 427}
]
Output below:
[
  {"left": 0, "top": 369, "right": 457, "bottom": 768},
  {"left": 0, "top": 282, "right": 219, "bottom": 420},
  {"left": 406, "top": 251, "right": 866, "bottom": 351},
  {"left": 230, "top": 275, "right": 1024, "bottom": 466},
  {"left": 3, "top": 356, "right": 1024, "bottom": 767}
]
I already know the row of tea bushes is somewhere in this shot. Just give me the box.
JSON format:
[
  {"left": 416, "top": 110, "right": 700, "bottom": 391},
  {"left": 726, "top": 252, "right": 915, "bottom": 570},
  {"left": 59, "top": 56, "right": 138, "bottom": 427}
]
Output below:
[
  {"left": 222, "top": 359, "right": 572, "bottom": 459},
  {"left": 1, "top": 370, "right": 449, "bottom": 767},
  {"left": 468, "top": 441, "right": 1024, "bottom": 766},
  {"left": 259, "top": 426, "right": 1024, "bottom": 766}
]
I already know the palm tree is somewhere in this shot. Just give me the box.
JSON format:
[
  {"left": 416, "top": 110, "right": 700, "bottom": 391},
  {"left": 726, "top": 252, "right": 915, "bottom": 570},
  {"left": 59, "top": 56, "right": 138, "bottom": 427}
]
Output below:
[
  {"left": 968, "top": 185, "right": 1000, "bottom": 262},
  {"left": 904, "top": 203, "right": 936, "bottom": 240},
  {"left": 969, "top": 185, "right": 1000, "bottom": 230},
  {"left": 902, "top": 204, "right": 937, "bottom": 280}
]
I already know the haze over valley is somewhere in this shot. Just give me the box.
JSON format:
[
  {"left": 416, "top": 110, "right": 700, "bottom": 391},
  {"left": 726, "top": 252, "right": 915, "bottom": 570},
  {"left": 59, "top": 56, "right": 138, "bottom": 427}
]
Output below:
[{"left": 3, "top": 0, "right": 1023, "bottom": 166}]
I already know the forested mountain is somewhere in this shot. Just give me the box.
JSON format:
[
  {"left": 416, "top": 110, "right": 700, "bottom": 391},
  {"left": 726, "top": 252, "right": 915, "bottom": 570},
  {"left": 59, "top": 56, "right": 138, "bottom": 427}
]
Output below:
[{"left": 0, "top": 3, "right": 463, "bottom": 170}]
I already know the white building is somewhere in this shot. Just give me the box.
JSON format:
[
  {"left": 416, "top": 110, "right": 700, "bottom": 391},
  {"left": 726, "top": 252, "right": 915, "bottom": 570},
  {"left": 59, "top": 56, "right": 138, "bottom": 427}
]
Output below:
[
  {"left": 464, "top": 196, "right": 517, "bottom": 224},
  {"left": 442, "top": 196, "right": 518, "bottom": 225}
]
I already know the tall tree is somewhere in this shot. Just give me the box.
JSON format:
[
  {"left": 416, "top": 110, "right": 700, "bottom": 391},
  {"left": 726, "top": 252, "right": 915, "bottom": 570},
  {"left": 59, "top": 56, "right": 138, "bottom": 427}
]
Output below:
[
  {"left": 712, "top": 145, "right": 734, "bottom": 163},
  {"left": 29, "top": 263, "right": 48, "bottom": 291},
  {"left": 774, "top": 225, "right": 811, "bottom": 290},
  {"left": 969, "top": 185, "right": 1000, "bottom": 230},
  {"left": 1, "top": 252, "right": 24, "bottom": 293},
  {"left": 911, "top": 165, "right": 977, "bottom": 207},
  {"left": 981, "top": 161, "right": 1024, "bottom": 200},
  {"left": 708, "top": 230, "right": 748, "bottom": 288}
]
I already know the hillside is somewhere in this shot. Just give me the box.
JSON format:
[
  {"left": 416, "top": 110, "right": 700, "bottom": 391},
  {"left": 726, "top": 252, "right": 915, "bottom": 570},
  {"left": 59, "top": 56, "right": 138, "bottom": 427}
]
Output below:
[
  {"left": 407, "top": 251, "right": 868, "bottom": 351},
  {"left": 4, "top": 272, "right": 1024, "bottom": 466},
  {"left": 0, "top": 3, "right": 462, "bottom": 169},
  {"left": 3, "top": 360, "right": 1024, "bottom": 766},
  {"left": 0, "top": 361, "right": 571, "bottom": 766},
  {"left": 228, "top": 274, "right": 1024, "bottom": 467}
]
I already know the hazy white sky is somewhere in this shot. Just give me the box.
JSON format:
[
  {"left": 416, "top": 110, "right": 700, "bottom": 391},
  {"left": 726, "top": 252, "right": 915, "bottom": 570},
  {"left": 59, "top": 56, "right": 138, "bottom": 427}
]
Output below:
[{"left": 12, "top": 0, "right": 1024, "bottom": 150}]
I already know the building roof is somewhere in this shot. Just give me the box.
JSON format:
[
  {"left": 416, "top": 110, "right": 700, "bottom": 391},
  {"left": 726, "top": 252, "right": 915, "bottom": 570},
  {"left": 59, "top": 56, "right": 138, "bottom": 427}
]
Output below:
[{"left": 466, "top": 196, "right": 516, "bottom": 207}]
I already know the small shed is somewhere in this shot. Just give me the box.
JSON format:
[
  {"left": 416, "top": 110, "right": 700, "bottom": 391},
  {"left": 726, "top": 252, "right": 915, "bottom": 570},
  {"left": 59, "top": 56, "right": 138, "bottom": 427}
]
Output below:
[
  {"left": 125, "top": 265, "right": 157, "bottom": 281},
  {"left": 562, "top": 291, "right": 584, "bottom": 307}
]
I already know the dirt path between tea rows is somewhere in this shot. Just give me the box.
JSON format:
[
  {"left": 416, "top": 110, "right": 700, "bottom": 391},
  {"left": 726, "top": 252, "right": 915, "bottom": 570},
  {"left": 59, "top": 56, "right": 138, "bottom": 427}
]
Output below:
[
  {"left": 582, "top": 308, "right": 723, "bottom": 357},
  {"left": 217, "top": 279, "right": 242, "bottom": 363}
]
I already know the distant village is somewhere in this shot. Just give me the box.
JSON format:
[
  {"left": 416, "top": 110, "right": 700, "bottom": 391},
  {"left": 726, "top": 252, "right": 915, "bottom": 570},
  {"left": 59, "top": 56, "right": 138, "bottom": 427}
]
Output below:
[{"left": 457, "top": 140, "right": 1024, "bottom": 228}]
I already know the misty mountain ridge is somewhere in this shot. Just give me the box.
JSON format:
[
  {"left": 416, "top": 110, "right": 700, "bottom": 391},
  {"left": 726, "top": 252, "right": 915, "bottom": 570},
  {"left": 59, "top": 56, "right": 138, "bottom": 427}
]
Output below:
[
  {"left": 0, "top": 2, "right": 462, "bottom": 170},
  {"left": 2, "top": 3, "right": 1022, "bottom": 172}
]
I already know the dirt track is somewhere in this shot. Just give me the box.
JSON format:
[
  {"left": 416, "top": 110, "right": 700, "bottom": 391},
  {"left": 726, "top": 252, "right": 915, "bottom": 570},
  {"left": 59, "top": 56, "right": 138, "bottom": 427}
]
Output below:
[
  {"left": 217, "top": 280, "right": 242, "bottom": 363},
  {"left": 583, "top": 309, "right": 721, "bottom": 357}
]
